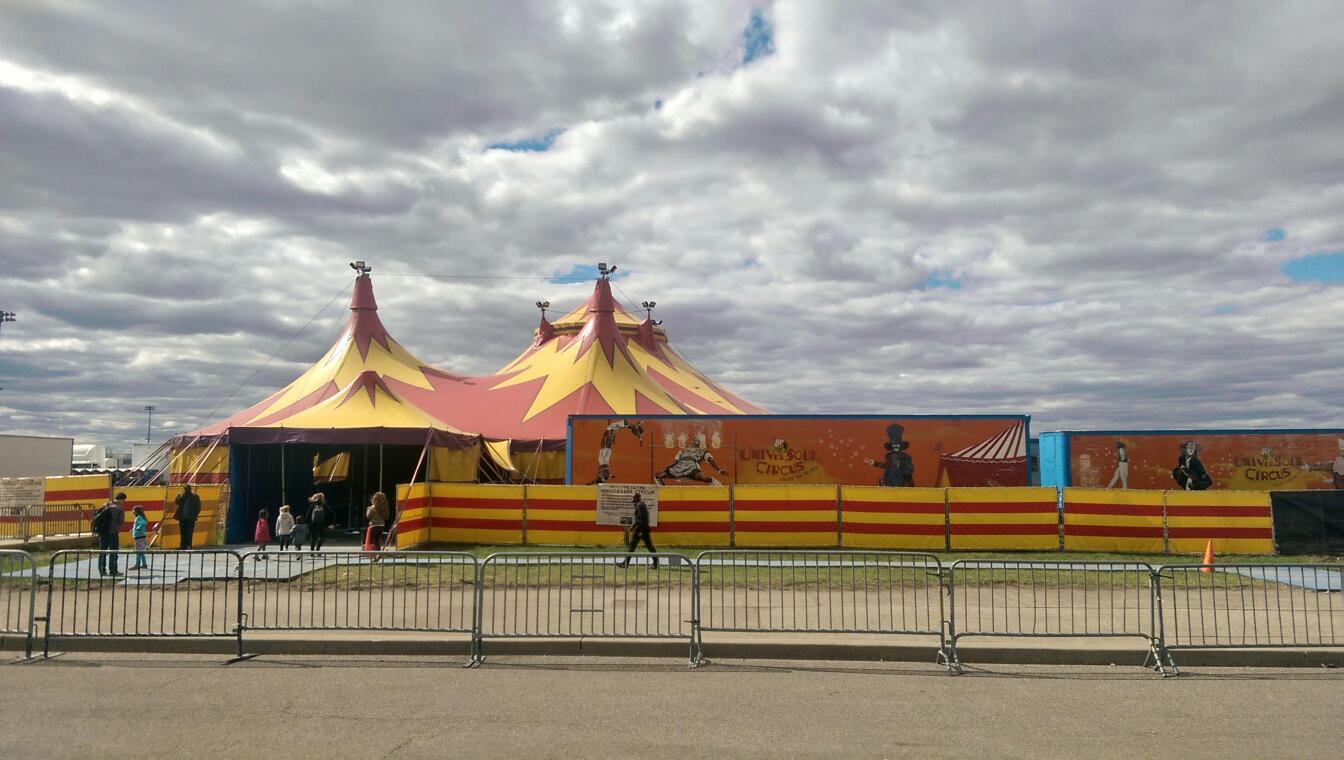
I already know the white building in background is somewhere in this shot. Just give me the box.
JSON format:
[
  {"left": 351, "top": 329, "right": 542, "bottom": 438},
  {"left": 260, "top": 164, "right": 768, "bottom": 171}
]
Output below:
[
  {"left": 0, "top": 434, "right": 74, "bottom": 477},
  {"left": 131, "top": 442, "right": 167, "bottom": 471}
]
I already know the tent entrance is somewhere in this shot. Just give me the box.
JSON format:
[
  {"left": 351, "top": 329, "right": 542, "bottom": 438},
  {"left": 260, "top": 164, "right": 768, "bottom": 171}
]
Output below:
[{"left": 226, "top": 442, "right": 425, "bottom": 544}]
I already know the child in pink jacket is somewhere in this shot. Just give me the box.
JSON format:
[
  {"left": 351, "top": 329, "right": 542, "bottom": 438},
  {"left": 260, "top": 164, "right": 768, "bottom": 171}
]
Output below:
[{"left": 255, "top": 509, "right": 272, "bottom": 559}]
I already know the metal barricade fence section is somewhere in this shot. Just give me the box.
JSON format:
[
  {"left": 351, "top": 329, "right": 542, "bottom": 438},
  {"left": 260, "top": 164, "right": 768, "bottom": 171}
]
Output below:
[
  {"left": 1157, "top": 564, "right": 1344, "bottom": 650},
  {"left": 475, "top": 552, "right": 697, "bottom": 663},
  {"left": 2, "top": 550, "right": 38, "bottom": 656},
  {"left": 44, "top": 550, "right": 244, "bottom": 655},
  {"left": 694, "top": 551, "right": 947, "bottom": 666},
  {"left": 242, "top": 550, "right": 477, "bottom": 634},
  {"left": 947, "top": 560, "right": 1161, "bottom": 671}
]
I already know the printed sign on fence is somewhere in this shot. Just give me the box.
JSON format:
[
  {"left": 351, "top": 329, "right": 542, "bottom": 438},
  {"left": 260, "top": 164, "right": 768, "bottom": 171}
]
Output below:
[
  {"left": 596, "top": 483, "right": 659, "bottom": 526},
  {"left": 0, "top": 477, "right": 44, "bottom": 509}
]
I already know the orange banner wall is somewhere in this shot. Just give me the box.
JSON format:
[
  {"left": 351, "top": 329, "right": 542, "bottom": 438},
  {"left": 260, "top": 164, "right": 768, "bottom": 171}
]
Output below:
[
  {"left": 1062, "top": 488, "right": 1166, "bottom": 553},
  {"left": 524, "top": 485, "right": 623, "bottom": 546},
  {"left": 840, "top": 486, "right": 947, "bottom": 550},
  {"left": 948, "top": 487, "right": 1060, "bottom": 550},
  {"left": 394, "top": 482, "right": 431, "bottom": 548},
  {"left": 655, "top": 486, "right": 731, "bottom": 547},
  {"left": 1165, "top": 490, "right": 1275, "bottom": 555},
  {"left": 731, "top": 485, "right": 839, "bottom": 547},
  {"left": 430, "top": 483, "right": 525, "bottom": 545}
]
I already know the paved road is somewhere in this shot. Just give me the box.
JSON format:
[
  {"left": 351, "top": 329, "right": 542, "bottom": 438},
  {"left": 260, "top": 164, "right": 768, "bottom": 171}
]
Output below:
[{"left": 4, "top": 654, "right": 1342, "bottom": 759}]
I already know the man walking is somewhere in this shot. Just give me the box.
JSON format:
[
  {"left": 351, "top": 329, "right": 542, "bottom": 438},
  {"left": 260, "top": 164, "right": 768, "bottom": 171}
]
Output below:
[
  {"left": 617, "top": 493, "right": 657, "bottom": 569},
  {"left": 95, "top": 492, "right": 127, "bottom": 577},
  {"left": 173, "top": 485, "right": 202, "bottom": 549}
]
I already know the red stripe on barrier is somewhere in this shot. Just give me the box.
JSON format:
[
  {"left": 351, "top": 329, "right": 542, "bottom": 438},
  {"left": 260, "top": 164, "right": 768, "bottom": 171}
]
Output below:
[
  {"left": 733, "top": 521, "right": 838, "bottom": 533},
  {"left": 397, "top": 516, "right": 430, "bottom": 533},
  {"left": 650, "top": 522, "right": 731, "bottom": 533},
  {"left": 949, "top": 523, "right": 1059, "bottom": 535},
  {"left": 401, "top": 496, "right": 430, "bottom": 510},
  {"left": 430, "top": 497, "right": 525, "bottom": 510},
  {"left": 431, "top": 517, "right": 525, "bottom": 531},
  {"left": 841, "top": 523, "right": 946, "bottom": 536},
  {"left": 1168, "top": 527, "right": 1273, "bottom": 539},
  {"left": 1066, "top": 502, "right": 1165, "bottom": 517},
  {"left": 733, "top": 501, "right": 836, "bottom": 512},
  {"left": 1166, "top": 506, "right": 1271, "bottom": 518},
  {"left": 842, "top": 502, "right": 946, "bottom": 515},
  {"left": 527, "top": 501, "right": 594, "bottom": 511},
  {"left": 44, "top": 488, "right": 109, "bottom": 502},
  {"left": 658, "top": 501, "right": 730, "bottom": 512},
  {"left": 949, "top": 502, "right": 1056, "bottom": 514},
  {"left": 1066, "top": 524, "right": 1164, "bottom": 538},
  {"left": 525, "top": 519, "right": 624, "bottom": 533}
]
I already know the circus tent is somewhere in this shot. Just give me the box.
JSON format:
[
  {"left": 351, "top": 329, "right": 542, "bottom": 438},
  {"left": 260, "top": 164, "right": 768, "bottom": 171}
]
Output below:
[
  {"left": 936, "top": 420, "right": 1030, "bottom": 487},
  {"left": 167, "top": 264, "right": 766, "bottom": 538}
]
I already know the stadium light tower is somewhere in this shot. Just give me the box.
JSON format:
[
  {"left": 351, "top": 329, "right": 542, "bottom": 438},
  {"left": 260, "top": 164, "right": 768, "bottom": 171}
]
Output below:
[
  {"left": 143, "top": 405, "right": 156, "bottom": 443},
  {"left": 0, "top": 310, "right": 14, "bottom": 334}
]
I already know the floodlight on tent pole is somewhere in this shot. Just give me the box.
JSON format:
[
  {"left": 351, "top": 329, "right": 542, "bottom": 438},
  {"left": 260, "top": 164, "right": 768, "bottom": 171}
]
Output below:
[
  {"left": 535, "top": 300, "right": 550, "bottom": 319},
  {"left": 597, "top": 262, "right": 617, "bottom": 280},
  {"left": 349, "top": 261, "right": 372, "bottom": 276},
  {"left": 0, "top": 310, "right": 14, "bottom": 335}
]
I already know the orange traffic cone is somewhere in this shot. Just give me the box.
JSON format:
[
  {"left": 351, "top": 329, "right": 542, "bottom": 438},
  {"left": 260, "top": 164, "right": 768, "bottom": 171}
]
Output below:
[
  {"left": 363, "top": 526, "right": 378, "bottom": 552},
  {"left": 1200, "top": 540, "right": 1215, "bottom": 573}
]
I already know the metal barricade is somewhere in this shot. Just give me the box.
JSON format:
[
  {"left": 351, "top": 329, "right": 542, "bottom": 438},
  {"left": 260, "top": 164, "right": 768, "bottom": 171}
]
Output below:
[
  {"left": 43, "top": 550, "right": 244, "bottom": 657},
  {"left": 0, "top": 507, "right": 30, "bottom": 541},
  {"left": 1155, "top": 563, "right": 1343, "bottom": 668},
  {"left": 1, "top": 550, "right": 38, "bottom": 658},
  {"left": 241, "top": 550, "right": 477, "bottom": 643},
  {"left": 36, "top": 503, "right": 95, "bottom": 538},
  {"left": 474, "top": 552, "right": 696, "bottom": 665},
  {"left": 694, "top": 550, "right": 947, "bottom": 666},
  {"left": 947, "top": 560, "right": 1164, "bottom": 673}
]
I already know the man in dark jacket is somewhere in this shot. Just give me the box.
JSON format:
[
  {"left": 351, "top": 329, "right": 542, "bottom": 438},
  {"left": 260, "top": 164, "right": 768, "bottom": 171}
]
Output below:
[
  {"left": 617, "top": 493, "right": 657, "bottom": 569},
  {"left": 173, "top": 485, "right": 202, "bottom": 549},
  {"left": 96, "top": 493, "right": 127, "bottom": 576}
]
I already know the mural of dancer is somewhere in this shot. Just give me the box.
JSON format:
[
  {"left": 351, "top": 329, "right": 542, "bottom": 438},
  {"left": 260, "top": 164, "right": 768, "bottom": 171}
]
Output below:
[
  {"left": 1300, "top": 438, "right": 1344, "bottom": 489},
  {"left": 1107, "top": 441, "right": 1129, "bottom": 489},
  {"left": 587, "top": 419, "right": 644, "bottom": 485},
  {"left": 1172, "top": 441, "right": 1213, "bottom": 491},
  {"left": 655, "top": 434, "right": 727, "bottom": 485},
  {"left": 864, "top": 423, "right": 915, "bottom": 486}
]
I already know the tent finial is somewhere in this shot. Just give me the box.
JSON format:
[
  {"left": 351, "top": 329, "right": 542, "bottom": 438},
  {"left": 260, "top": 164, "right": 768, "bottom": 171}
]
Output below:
[
  {"left": 349, "top": 260, "right": 372, "bottom": 276},
  {"left": 596, "top": 262, "right": 617, "bottom": 280}
]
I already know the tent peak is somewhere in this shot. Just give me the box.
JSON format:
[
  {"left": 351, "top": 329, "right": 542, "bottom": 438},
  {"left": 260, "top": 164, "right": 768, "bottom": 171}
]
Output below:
[{"left": 350, "top": 271, "right": 378, "bottom": 311}]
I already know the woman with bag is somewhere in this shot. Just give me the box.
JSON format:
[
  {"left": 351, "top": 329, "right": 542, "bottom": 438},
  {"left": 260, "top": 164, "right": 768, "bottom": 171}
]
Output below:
[{"left": 365, "top": 492, "right": 390, "bottom": 551}]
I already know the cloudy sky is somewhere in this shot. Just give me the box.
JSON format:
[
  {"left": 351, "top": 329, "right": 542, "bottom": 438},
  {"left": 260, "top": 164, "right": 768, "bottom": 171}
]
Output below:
[{"left": 1, "top": 0, "right": 1341, "bottom": 449}]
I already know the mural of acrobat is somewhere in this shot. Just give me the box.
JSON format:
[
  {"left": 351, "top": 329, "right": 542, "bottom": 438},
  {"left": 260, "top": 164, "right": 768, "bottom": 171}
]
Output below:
[
  {"left": 654, "top": 433, "right": 727, "bottom": 485},
  {"left": 587, "top": 419, "right": 644, "bottom": 485},
  {"left": 864, "top": 423, "right": 915, "bottom": 486},
  {"left": 1172, "top": 441, "right": 1214, "bottom": 491}
]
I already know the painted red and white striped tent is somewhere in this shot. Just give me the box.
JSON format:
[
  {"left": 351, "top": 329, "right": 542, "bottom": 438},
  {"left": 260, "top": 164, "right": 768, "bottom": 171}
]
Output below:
[{"left": 936, "top": 420, "right": 1029, "bottom": 487}]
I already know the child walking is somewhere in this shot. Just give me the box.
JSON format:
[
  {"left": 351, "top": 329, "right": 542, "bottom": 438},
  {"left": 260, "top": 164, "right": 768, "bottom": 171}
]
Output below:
[
  {"left": 255, "top": 509, "right": 272, "bottom": 558},
  {"left": 275, "top": 505, "right": 295, "bottom": 551},
  {"left": 130, "top": 505, "right": 150, "bottom": 571},
  {"left": 290, "top": 516, "right": 309, "bottom": 558}
]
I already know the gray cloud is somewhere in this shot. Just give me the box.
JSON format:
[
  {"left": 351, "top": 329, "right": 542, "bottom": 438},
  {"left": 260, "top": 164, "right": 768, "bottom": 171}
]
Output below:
[{"left": 2, "top": 0, "right": 1342, "bottom": 451}]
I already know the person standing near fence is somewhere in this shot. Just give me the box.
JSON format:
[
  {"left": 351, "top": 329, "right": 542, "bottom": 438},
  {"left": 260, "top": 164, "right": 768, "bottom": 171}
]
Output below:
[
  {"left": 306, "top": 493, "right": 330, "bottom": 551},
  {"left": 94, "top": 492, "right": 126, "bottom": 577},
  {"left": 617, "top": 493, "right": 657, "bottom": 569},
  {"left": 365, "top": 492, "right": 390, "bottom": 551},
  {"left": 172, "top": 485, "right": 201, "bottom": 550},
  {"left": 130, "top": 505, "right": 150, "bottom": 571}
]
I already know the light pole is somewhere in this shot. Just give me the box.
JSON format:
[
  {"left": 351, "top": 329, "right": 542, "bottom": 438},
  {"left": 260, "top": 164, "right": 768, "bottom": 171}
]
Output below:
[
  {"left": 143, "top": 405, "right": 156, "bottom": 443},
  {"left": 0, "top": 311, "right": 14, "bottom": 334}
]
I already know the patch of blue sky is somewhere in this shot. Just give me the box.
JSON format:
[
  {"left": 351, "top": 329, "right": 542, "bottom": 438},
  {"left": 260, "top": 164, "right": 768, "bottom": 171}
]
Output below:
[
  {"left": 920, "top": 271, "right": 962, "bottom": 290},
  {"left": 1282, "top": 251, "right": 1344, "bottom": 284},
  {"left": 1214, "top": 304, "right": 1238, "bottom": 315},
  {"left": 549, "top": 264, "right": 629, "bottom": 285},
  {"left": 1263, "top": 227, "right": 1286, "bottom": 242},
  {"left": 742, "top": 9, "right": 775, "bottom": 65},
  {"left": 486, "top": 128, "right": 566, "bottom": 153}
]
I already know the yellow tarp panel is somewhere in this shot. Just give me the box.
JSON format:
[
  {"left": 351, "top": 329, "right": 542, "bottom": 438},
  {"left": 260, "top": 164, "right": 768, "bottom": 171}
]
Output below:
[
  {"left": 948, "top": 487, "right": 1059, "bottom": 551},
  {"left": 117, "top": 485, "right": 223, "bottom": 549},
  {"left": 656, "top": 485, "right": 731, "bottom": 547},
  {"left": 42, "top": 474, "right": 110, "bottom": 505},
  {"left": 1165, "top": 490, "right": 1274, "bottom": 555},
  {"left": 840, "top": 486, "right": 946, "bottom": 550},
  {"left": 430, "top": 483, "right": 524, "bottom": 545},
  {"left": 168, "top": 446, "right": 229, "bottom": 484},
  {"left": 428, "top": 445, "right": 481, "bottom": 482},
  {"left": 732, "top": 485, "right": 838, "bottom": 548},
  {"left": 483, "top": 440, "right": 515, "bottom": 472},
  {"left": 524, "top": 484, "right": 620, "bottom": 546},
  {"left": 510, "top": 450, "right": 566, "bottom": 482},
  {"left": 394, "top": 482, "right": 432, "bottom": 549},
  {"left": 313, "top": 452, "right": 350, "bottom": 483},
  {"left": 1062, "top": 488, "right": 1166, "bottom": 554}
]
